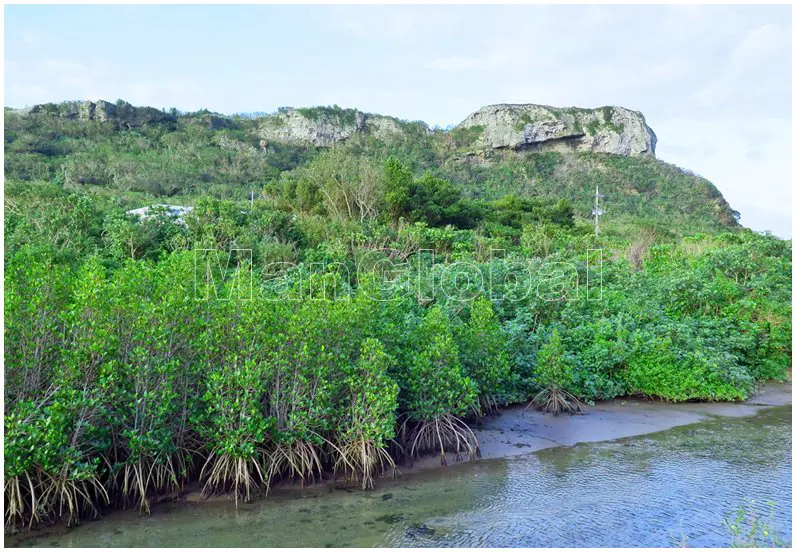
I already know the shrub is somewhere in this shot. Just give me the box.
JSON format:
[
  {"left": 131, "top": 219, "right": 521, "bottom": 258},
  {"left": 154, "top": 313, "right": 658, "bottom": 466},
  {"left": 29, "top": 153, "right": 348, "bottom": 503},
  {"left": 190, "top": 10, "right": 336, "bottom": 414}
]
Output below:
[
  {"left": 334, "top": 338, "right": 399, "bottom": 488},
  {"left": 624, "top": 334, "right": 754, "bottom": 401},
  {"left": 529, "top": 329, "right": 585, "bottom": 415},
  {"left": 200, "top": 358, "right": 272, "bottom": 505},
  {"left": 456, "top": 298, "right": 514, "bottom": 411},
  {"left": 398, "top": 307, "right": 480, "bottom": 464}
]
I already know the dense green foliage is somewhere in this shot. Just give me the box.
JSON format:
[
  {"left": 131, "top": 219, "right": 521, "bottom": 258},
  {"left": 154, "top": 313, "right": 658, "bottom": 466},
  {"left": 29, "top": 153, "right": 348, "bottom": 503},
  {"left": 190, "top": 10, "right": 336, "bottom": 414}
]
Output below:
[
  {"left": 3, "top": 101, "right": 790, "bottom": 531},
  {"left": 5, "top": 102, "right": 738, "bottom": 234}
]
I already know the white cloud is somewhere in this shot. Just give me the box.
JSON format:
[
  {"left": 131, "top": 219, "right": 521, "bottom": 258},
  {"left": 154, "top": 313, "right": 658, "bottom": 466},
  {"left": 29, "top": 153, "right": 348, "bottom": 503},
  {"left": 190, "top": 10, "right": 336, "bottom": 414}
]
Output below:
[
  {"left": 327, "top": 6, "right": 449, "bottom": 43},
  {"left": 646, "top": 59, "right": 690, "bottom": 80},
  {"left": 730, "top": 23, "right": 791, "bottom": 71},
  {"left": 20, "top": 31, "right": 42, "bottom": 45},
  {"left": 692, "top": 22, "right": 791, "bottom": 114},
  {"left": 694, "top": 86, "right": 722, "bottom": 108},
  {"left": 4, "top": 56, "right": 205, "bottom": 110},
  {"left": 425, "top": 51, "right": 510, "bottom": 72},
  {"left": 655, "top": 116, "right": 791, "bottom": 236},
  {"left": 666, "top": 4, "right": 703, "bottom": 23}
]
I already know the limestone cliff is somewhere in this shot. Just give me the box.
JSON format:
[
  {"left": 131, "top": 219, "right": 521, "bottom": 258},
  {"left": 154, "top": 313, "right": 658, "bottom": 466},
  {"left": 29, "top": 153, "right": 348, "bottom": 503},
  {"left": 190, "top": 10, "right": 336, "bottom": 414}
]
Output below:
[
  {"left": 21, "top": 99, "right": 657, "bottom": 157},
  {"left": 256, "top": 107, "right": 430, "bottom": 147},
  {"left": 454, "top": 104, "right": 656, "bottom": 157},
  {"left": 256, "top": 103, "right": 656, "bottom": 157},
  {"left": 29, "top": 100, "right": 176, "bottom": 129}
]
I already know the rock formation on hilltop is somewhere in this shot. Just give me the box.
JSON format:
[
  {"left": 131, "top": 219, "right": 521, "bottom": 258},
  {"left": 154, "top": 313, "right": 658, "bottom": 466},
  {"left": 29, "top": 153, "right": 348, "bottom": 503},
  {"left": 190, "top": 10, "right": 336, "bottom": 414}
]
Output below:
[
  {"left": 20, "top": 99, "right": 657, "bottom": 158},
  {"left": 255, "top": 103, "right": 656, "bottom": 157},
  {"left": 454, "top": 104, "right": 656, "bottom": 157},
  {"left": 29, "top": 99, "right": 176, "bottom": 129},
  {"left": 6, "top": 97, "right": 742, "bottom": 234},
  {"left": 256, "top": 106, "right": 431, "bottom": 147}
]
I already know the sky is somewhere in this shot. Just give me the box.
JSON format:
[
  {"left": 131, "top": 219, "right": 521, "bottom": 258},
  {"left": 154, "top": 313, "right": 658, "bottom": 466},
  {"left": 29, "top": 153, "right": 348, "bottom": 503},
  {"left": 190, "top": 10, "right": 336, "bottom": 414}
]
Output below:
[{"left": 4, "top": 4, "right": 792, "bottom": 237}]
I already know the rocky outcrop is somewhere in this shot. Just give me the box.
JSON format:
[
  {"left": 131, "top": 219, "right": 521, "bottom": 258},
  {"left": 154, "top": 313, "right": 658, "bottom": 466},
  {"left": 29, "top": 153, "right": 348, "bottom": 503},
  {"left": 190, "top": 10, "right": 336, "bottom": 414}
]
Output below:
[
  {"left": 30, "top": 100, "right": 176, "bottom": 129},
  {"left": 258, "top": 103, "right": 655, "bottom": 157},
  {"left": 454, "top": 104, "right": 656, "bottom": 157},
  {"left": 256, "top": 107, "right": 430, "bottom": 147},
  {"left": 23, "top": 99, "right": 657, "bottom": 158},
  {"left": 199, "top": 113, "right": 232, "bottom": 130}
]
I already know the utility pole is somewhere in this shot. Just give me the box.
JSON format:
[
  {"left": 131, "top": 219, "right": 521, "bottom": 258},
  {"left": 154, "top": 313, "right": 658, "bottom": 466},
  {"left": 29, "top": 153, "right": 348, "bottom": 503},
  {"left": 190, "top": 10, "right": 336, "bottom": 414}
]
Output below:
[
  {"left": 250, "top": 190, "right": 254, "bottom": 210},
  {"left": 592, "top": 185, "right": 604, "bottom": 238}
]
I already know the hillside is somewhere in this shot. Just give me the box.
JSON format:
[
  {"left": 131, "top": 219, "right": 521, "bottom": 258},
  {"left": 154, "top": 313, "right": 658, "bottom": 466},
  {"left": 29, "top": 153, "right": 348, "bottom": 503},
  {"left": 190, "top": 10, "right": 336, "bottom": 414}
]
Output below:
[{"left": 5, "top": 99, "right": 739, "bottom": 238}]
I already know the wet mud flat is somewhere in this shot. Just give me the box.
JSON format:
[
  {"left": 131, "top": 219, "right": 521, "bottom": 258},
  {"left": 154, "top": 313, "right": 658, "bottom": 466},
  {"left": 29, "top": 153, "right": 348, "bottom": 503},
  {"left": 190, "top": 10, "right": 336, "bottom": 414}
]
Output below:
[{"left": 407, "top": 382, "right": 791, "bottom": 469}]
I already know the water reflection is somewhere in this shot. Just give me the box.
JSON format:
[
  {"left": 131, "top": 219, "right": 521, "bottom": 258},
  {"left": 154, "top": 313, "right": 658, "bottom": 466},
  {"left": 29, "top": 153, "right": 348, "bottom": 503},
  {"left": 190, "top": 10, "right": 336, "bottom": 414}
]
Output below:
[{"left": 15, "top": 406, "right": 791, "bottom": 548}]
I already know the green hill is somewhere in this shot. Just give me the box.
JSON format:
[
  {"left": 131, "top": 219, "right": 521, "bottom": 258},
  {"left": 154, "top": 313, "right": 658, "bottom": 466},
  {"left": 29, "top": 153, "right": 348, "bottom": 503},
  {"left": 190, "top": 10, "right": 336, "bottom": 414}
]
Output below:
[{"left": 5, "top": 100, "right": 738, "bottom": 240}]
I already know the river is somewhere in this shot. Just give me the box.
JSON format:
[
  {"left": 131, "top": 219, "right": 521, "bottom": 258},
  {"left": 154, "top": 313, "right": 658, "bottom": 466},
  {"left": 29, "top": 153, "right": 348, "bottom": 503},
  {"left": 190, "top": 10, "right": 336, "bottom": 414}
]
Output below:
[{"left": 12, "top": 403, "right": 791, "bottom": 547}]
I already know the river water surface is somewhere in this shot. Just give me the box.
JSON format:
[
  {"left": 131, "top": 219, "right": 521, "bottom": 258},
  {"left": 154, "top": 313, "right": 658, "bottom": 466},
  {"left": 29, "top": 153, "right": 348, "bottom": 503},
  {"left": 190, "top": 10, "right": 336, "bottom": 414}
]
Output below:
[{"left": 13, "top": 405, "right": 792, "bottom": 547}]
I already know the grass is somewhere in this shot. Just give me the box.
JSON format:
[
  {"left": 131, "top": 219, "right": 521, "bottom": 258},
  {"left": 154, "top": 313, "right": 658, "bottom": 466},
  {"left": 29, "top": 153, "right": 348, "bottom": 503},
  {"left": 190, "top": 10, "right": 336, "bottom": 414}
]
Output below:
[
  {"left": 295, "top": 105, "right": 359, "bottom": 127},
  {"left": 601, "top": 106, "right": 625, "bottom": 133},
  {"left": 514, "top": 113, "right": 539, "bottom": 131},
  {"left": 723, "top": 500, "right": 791, "bottom": 548}
]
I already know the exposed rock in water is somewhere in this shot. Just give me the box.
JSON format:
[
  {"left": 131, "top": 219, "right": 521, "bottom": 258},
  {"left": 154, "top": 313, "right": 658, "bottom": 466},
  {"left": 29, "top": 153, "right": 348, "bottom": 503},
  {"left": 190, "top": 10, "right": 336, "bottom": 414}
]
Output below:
[{"left": 455, "top": 103, "right": 657, "bottom": 157}]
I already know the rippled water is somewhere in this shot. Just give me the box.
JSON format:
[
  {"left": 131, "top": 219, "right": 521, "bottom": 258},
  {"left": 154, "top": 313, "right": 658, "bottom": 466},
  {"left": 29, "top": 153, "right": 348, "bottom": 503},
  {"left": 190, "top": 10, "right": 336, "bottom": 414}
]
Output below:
[{"left": 14, "top": 406, "right": 792, "bottom": 547}]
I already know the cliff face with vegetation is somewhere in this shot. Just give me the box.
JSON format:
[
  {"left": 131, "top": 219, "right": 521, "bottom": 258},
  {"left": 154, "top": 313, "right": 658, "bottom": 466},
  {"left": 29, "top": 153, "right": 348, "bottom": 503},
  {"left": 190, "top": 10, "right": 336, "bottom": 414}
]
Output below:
[
  {"left": 256, "top": 106, "right": 431, "bottom": 147},
  {"left": 455, "top": 103, "right": 657, "bottom": 157},
  {"left": 26, "top": 99, "right": 178, "bottom": 128},
  {"left": 168, "top": 101, "right": 656, "bottom": 158},
  {"left": 19, "top": 100, "right": 656, "bottom": 157},
  {"left": 5, "top": 99, "right": 735, "bottom": 234}
]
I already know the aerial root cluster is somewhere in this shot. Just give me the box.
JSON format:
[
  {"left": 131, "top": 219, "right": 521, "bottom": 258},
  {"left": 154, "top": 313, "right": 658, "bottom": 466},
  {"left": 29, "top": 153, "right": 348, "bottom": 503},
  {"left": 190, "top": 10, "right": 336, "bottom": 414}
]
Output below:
[
  {"left": 528, "top": 386, "right": 586, "bottom": 415},
  {"left": 402, "top": 414, "right": 481, "bottom": 467}
]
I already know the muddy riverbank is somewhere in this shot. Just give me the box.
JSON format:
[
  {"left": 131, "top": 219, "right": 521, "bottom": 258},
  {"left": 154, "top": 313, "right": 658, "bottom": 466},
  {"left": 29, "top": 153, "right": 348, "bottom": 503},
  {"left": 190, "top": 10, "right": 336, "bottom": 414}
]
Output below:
[
  {"left": 7, "top": 383, "right": 791, "bottom": 547},
  {"left": 473, "top": 382, "right": 791, "bottom": 457}
]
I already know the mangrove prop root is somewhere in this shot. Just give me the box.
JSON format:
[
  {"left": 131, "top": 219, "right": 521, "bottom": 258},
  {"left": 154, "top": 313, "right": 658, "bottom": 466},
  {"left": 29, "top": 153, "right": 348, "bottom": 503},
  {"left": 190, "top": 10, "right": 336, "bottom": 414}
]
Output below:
[
  {"left": 37, "top": 467, "right": 109, "bottom": 528},
  {"left": 402, "top": 414, "right": 481, "bottom": 466},
  {"left": 116, "top": 453, "right": 184, "bottom": 515},
  {"left": 5, "top": 468, "right": 109, "bottom": 531},
  {"left": 4, "top": 473, "right": 38, "bottom": 532},
  {"left": 265, "top": 440, "right": 326, "bottom": 488},
  {"left": 528, "top": 386, "right": 586, "bottom": 416},
  {"left": 200, "top": 450, "right": 267, "bottom": 507},
  {"left": 333, "top": 439, "right": 397, "bottom": 490}
]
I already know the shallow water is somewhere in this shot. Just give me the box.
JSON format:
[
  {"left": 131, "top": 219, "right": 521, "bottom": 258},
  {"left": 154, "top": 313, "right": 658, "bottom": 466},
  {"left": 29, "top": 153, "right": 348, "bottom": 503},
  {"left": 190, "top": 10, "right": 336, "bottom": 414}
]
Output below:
[{"left": 14, "top": 406, "right": 792, "bottom": 547}]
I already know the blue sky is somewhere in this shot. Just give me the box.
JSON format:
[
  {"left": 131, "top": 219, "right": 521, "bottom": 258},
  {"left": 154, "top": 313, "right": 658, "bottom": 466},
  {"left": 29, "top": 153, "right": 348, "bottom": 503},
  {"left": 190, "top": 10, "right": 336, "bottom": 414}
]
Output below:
[{"left": 5, "top": 4, "right": 792, "bottom": 237}]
